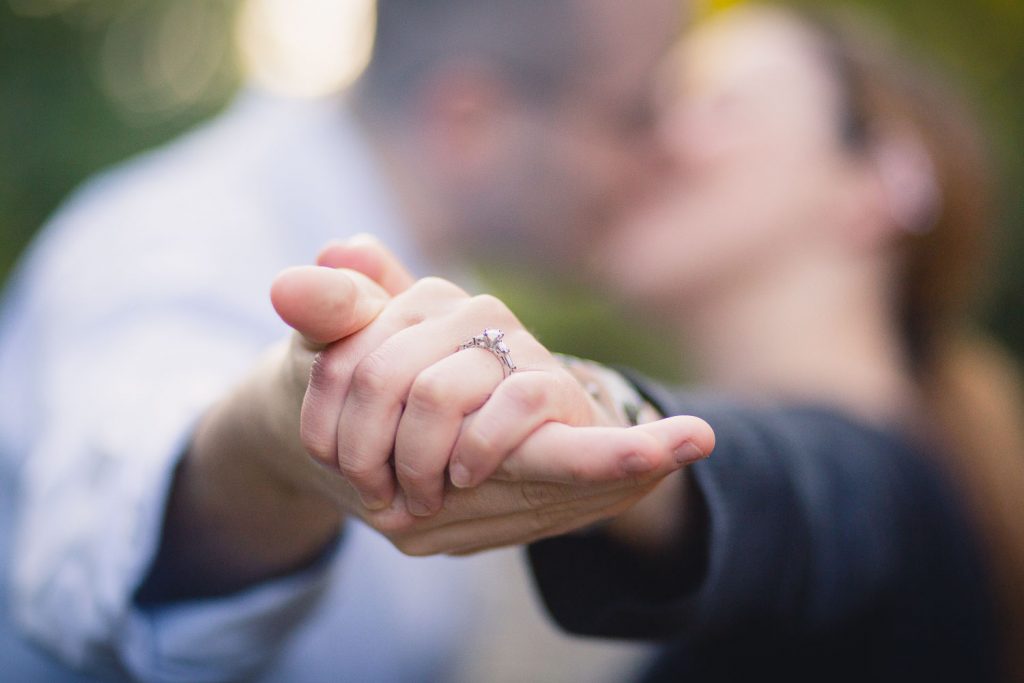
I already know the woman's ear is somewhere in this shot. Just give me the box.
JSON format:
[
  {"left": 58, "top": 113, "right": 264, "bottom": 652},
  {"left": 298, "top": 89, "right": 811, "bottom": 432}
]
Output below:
[{"left": 870, "top": 129, "right": 941, "bottom": 235}]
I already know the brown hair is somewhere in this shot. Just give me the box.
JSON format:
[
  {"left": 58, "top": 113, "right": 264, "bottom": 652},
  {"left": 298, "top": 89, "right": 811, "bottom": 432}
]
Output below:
[{"left": 792, "top": 5, "right": 1024, "bottom": 679}]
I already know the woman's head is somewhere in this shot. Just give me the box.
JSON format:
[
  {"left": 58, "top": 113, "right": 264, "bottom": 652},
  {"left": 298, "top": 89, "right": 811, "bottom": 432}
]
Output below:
[
  {"left": 596, "top": 3, "right": 991, "bottom": 350},
  {"left": 603, "top": 3, "right": 1024, "bottom": 672}
]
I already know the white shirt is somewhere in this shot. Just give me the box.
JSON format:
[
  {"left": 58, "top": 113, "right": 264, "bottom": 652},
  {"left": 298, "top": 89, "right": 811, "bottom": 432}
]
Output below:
[{"left": 0, "top": 91, "right": 652, "bottom": 683}]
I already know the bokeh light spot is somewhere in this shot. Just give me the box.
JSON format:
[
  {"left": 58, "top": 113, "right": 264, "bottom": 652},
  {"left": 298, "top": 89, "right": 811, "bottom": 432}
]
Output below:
[{"left": 235, "top": 0, "right": 376, "bottom": 99}]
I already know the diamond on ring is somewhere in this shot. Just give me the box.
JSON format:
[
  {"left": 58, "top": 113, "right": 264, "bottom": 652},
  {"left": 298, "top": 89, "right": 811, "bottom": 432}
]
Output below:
[{"left": 459, "top": 328, "right": 517, "bottom": 376}]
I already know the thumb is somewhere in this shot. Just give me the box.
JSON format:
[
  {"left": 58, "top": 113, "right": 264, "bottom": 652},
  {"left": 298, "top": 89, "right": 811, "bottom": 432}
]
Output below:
[
  {"left": 499, "top": 415, "right": 715, "bottom": 484},
  {"left": 317, "top": 234, "right": 416, "bottom": 296},
  {"left": 270, "top": 266, "right": 390, "bottom": 349}
]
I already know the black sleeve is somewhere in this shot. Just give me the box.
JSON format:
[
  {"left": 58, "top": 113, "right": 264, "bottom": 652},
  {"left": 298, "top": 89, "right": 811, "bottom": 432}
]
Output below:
[{"left": 528, "top": 379, "right": 994, "bottom": 649}]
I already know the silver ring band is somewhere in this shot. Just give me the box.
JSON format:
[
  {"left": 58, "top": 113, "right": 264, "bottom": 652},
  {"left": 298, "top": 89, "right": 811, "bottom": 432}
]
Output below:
[{"left": 458, "top": 328, "right": 516, "bottom": 377}]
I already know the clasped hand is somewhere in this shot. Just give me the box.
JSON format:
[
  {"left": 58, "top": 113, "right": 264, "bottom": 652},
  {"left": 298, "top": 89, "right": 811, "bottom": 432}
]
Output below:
[{"left": 267, "top": 238, "right": 714, "bottom": 556}]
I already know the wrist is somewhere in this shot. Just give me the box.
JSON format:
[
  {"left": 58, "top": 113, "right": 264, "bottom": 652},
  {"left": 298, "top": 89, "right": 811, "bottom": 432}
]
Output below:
[{"left": 143, "top": 345, "right": 345, "bottom": 601}]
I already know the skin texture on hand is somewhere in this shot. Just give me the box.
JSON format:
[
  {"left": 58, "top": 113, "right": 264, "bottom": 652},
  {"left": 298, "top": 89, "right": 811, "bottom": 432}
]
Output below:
[
  {"left": 142, "top": 238, "right": 713, "bottom": 602},
  {"left": 300, "top": 238, "right": 715, "bottom": 555},
  {"left": 276, "top": 268, "right": 713, "bottom": 537}
]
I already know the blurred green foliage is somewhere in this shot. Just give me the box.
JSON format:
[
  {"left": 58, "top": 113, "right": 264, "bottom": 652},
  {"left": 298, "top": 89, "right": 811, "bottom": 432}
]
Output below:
[
  {"left": 0, "top": 0, "right": 238, "bottom": 277},
  {"left": 1, "top": 0, "right": 1021, "bottom": 376}
]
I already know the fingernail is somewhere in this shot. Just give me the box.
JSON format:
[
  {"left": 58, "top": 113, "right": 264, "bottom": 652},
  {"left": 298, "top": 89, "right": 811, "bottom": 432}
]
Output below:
[
  {"left": 407, "top": 498, "right": 434, "bottom": 517},
  {"left": 622, "top": 452, "right": 655, "bottom": 475},
  {"left": 450, "top": 462, "right": 473, "bottom": 489},
  {"left": 673, "top": 442, "right": 705, "bottom": 465},
  {"left": 361, "top": 494, "right": 389, "bottom": 512}
]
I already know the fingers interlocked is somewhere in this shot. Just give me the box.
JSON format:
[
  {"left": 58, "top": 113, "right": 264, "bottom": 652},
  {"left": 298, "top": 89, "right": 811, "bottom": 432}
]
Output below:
[
  {"left": 300, "top": 280, "right": 559, "bottom": 516},
  {"left": 271, "top": 244, "right": 715, "bottom": 558}
]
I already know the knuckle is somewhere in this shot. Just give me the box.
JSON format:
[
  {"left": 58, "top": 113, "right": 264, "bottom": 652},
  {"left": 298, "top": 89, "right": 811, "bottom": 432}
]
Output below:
[
  {"left": 336, "top": 451, "right": 378, "bottom": 482},
  {"left": 350, "top": 352, "right": 395, "bottom": 400},
  {"left": 467, "top": 294, "right": 513, "bottom": 322},
  {"left": 394, "top": 457, "right": 438, "bottom": 486},
  {"left": 414, "top": 276, "right": 467, "bottom": 300},
  {"left": 501, "top": 377, "right": 548, "bottom": 415},
  {"left": 458, "top": 426, "right": 500, "bottom": 466},
  {"left": 299, "top": 428, "right": 334, "bottom": 466},
  {"left": 307, "top": 349, "right": 345, "bottom": 395},
  {"left": 407, "top": 372, "right": 450, "bottom": 415},
  {"left": 395, "top": 308, "right": 426, "bottom": 329}
]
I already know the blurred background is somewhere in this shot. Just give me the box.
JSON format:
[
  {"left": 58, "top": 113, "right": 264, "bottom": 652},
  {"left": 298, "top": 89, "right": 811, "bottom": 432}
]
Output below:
[{"left": 2, "top": 0, "right": 1022, "bottom": 376}]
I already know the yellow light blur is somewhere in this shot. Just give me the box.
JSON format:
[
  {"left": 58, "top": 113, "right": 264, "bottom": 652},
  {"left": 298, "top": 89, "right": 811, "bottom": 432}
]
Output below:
[
  {"left": 235, "top": 0, "right": 376, "bottom": 99},
  {"left": 699, "top": 0, "right": 747, "bottom": 18}
]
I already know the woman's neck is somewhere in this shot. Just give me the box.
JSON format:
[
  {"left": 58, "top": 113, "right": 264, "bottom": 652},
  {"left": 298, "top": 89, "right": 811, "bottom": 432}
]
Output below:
[{"left": 677, "top": 260, "right": 920, "bottom": 429}]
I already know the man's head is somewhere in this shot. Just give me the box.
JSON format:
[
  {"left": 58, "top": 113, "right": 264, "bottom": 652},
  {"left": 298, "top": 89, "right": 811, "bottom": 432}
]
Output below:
[{"left": 354, "top": 0, "right": 683, "bottom": 269}]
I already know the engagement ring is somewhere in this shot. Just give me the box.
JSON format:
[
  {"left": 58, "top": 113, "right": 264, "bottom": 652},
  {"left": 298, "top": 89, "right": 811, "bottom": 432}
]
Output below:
[{"left": 458, "top": 328, "right": 517, "bottom": 377}]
